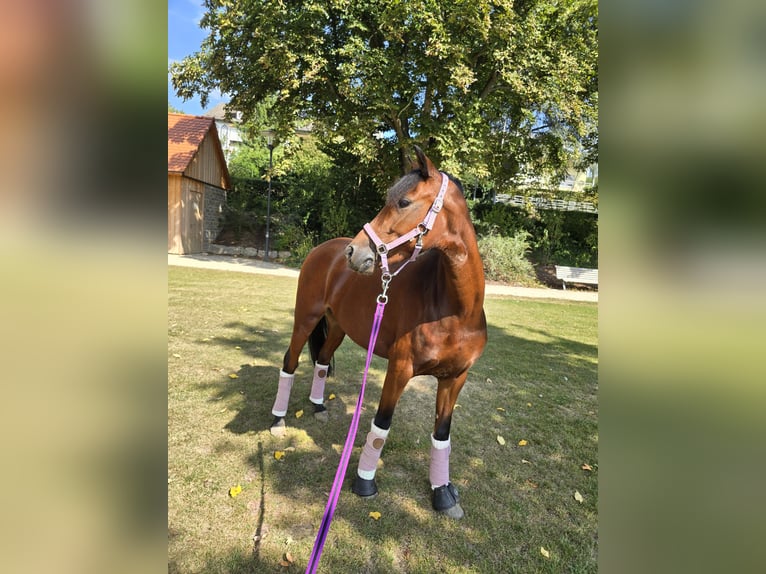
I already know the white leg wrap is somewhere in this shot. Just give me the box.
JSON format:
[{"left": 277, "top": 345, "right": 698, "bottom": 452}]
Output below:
[
  {"left": 271, "top": 370, "right": 294, "bottom": 417},
  {"left": 430, "top": 435, "right": 451, "bottom": 489},
  {"left": 357, "top": 422, "right": 390, "bottom": 480},
  {"left": 309, "top": 362, "right": 330, "bottom": 405}
]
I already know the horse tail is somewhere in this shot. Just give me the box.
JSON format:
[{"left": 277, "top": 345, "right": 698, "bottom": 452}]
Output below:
[{"left": 308, "top": 315, "right": 334, "bottom": 376}]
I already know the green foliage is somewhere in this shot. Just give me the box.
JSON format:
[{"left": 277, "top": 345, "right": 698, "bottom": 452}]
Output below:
[
  {"left": 220, "top": 178, "right": 266, "bottom": 241},
  {"left": 478, "top": 230, "right": 537, "bottom": 285},
  {"left": 472, "top": 200, "right": 598, "bottom": 268},
  {"left": 170, "top": 0, "right": 598, "bottom": 189},
  {"left": 532, "top": 209, "right": 598, "bottom": 267},
  {"left": 471, "top": 201, "right": 531, "bottom": 237}
]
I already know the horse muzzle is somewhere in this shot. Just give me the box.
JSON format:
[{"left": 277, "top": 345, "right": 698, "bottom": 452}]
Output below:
[{"left": 345, "top": 236, "right": 376, "bottom": 275}]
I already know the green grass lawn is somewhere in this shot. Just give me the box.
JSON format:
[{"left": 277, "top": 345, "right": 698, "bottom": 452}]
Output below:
[{"left": 168, "top": 266, "right": 598, "bottom": 573}]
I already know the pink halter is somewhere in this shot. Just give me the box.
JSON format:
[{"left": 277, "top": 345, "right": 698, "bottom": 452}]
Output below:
[{"left": 362, "top": 172, "right": 450, "bottom": 287}]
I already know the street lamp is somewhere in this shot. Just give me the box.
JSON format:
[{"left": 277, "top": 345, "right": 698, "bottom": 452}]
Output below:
[{"left": 262, "top": 130, "right": 276, "bottom": 262}]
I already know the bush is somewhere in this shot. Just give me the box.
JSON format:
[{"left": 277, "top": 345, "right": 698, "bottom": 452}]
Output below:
[
  {"left": 471, "top": 199, "right": 598, "bottom": 268},
  {"left": 284, "top": 235, "right": 314, "bottom": 267},
  {"left": 478, "top": 230, "right": 537, "bottom": 285}
]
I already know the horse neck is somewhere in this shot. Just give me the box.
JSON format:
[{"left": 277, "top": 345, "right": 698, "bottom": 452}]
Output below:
[{"left": 435, "top": 220, "right": 485, "bottom": 321}]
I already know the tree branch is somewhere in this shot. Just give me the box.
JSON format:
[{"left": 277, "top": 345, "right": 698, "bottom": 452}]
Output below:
[
  {"left": 479, "top": 70, "right": 499, "bottom": 100},
  {"left": 423, "top": 75, "right": 433, "bottom": 119}
]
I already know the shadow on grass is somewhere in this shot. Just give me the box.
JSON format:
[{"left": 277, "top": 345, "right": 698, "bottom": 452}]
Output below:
[{"left": 184, "top": 308, "right": 597, "bottom": 573}]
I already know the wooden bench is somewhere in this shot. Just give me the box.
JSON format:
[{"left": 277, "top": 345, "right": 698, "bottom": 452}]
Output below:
[{"left": 554, "top": 265, "right": 598, "bottom": 290}]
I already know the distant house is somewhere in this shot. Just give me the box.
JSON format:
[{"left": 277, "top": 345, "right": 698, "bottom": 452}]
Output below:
[
  {"left": 202, "top": 102, "right": 315, "bottom": 160},
  {"left": 168, "top": 113, "right": 231, "bottom": 254},
  {"left": 201, "top": 103, "right": 244, "bottom": 160}
]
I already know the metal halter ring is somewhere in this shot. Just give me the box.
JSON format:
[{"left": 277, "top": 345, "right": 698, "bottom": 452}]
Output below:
[{"left": 376, "top": 244, "right": 388, "bottom": 255}]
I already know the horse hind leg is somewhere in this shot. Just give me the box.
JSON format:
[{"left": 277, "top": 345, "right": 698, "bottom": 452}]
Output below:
[
  {"left": 308, "top": 316, "right": 346, "bottom": 422},
  {"left": 269, "top": 313, "right": 323, "bottom": 436},
  {"left": 270, "top": 313, "right": 345, "bottom": 434}
]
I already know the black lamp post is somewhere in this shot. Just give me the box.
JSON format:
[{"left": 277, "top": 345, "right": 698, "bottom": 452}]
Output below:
[{"left": 263, "top": 130, "right": 275, "bottom": 262}]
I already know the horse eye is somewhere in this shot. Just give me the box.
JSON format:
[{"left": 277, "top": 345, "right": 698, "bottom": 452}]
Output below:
[{"left": 397, "top": 198, "right": 411, "bottom": 209}]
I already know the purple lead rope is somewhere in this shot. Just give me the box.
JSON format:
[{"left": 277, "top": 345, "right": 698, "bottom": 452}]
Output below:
[{"left": 305, "top": 299, "right": 387, "bottom": 574}]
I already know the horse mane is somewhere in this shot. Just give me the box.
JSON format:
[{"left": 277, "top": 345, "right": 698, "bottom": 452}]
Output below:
[{"left": 386, "top": 170, "right": 464, "bottom": 206}]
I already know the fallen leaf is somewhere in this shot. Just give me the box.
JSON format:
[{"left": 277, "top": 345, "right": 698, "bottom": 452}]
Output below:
[
  {"left": 486, "top": 377, "right": 493, "bottom": 384},
  {"left": 526, "top": 479, "right": 538, "bottom": 489},
  {"left": 497, "top": 435, "right": 506, "bottom": 446},
  {"left": 274, "top": 451, "right": 285, "bottom": 461},
  {"left": 279, "top": 560, "right": 291, "bottom": 567},
  {"left": 521, "top": 459, "right": 531, "bottom": 464},
  {"left": 526, "top": 402, "right": 532, "bottom": 407},
  {"left": 295, "top": 409, "right": 304, "bottom": 418},
  {"left": 496, "top": 407, "right": 506, "bottom": 412},
  {"left": 235, "top": 346, "right": 241, "bottom": 350},
  {"left": 540, "top": 546, "right": 550, "bottom": 558},
  {"left": 284, "top": 552, "right": 294, "bottom": 564},
  {"left": 368, "top": 511, "right": 381, "bottom": 520},
  {"left": 518, "top": 439, "right": 528, "bottom": 446},
  {"left": 172, "top": 353, "right": 181, "bottom": 358},
  {"left": 581, "top": 463, "right": 593, "bottom": 472},
  {"left": 228, "top": 373, "right": 238, "bottom": 379},
  {"left": 454, "top": 404, "right": 462, "bottom": 409},
  {"left": 328, "top": 393, "right": 336, "bottom": 400},
  {"left": 574, "top": 491, "right": 584, "bottom": 503},
  {"left": 228, "top": 485, "right": 242, "bottom": 498}
]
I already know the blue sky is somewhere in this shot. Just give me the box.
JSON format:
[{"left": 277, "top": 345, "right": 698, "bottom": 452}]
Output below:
[{"left": 168, "top": 0, "right": 225, "bottom": 115}]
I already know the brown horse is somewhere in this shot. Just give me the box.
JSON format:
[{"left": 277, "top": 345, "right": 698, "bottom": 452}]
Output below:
[{"left": 269, "top": 147, "right": 487, "bottom": 518}]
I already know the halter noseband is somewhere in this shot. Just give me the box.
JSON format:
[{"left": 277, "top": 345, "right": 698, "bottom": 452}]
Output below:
[{"left": 362, "top": 172, "right": 449, "bottom": 292}]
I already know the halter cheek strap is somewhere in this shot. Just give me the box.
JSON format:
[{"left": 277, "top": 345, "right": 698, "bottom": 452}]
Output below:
[{"left": 363, "top": 172, "right": 449, "bottom": 281}]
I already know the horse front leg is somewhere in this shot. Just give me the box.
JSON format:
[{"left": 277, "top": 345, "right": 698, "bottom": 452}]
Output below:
[
  {"left": 430, "top": 370, "right": 469, "bottom": 519},
  {"left": 351, "top": 357, "right": 413, "bottom": 498}
]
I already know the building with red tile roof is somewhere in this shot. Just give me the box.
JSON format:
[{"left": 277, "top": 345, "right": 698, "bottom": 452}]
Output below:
[{"left": 168, "top": 113, "right": 231, "bottom": 254}]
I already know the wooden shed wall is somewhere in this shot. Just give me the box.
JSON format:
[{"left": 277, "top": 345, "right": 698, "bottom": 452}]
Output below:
[
  {"left": 168, "top": 174, "right": 205, "bottom": 254},
  {"left": 168, "top": 174, "right": 182, "bottom": 253},
  {"left": 183, "top": 131, "right": 228, "bottom": 189}
]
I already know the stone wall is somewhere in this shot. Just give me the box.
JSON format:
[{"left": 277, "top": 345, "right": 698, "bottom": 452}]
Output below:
[
  {"left": 207, "top": 244, "right": 291, "bottom": 261},
  {"left": 203, "top": 185, "right": 227, "bottom": 250}
]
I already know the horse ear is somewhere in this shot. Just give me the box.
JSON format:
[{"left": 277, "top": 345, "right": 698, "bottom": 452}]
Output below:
[{"left": 413, "top": 145, "right": 438, "bottom": 179}]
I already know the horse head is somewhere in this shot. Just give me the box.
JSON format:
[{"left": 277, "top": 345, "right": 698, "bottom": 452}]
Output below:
[{"left": 345, "top": 146, "right": 461, "bottom": 276}]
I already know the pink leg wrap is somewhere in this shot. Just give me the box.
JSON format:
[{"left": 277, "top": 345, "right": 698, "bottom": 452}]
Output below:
[
  {"left": 271, "top": 370, "right": 294, "bottom": 417},
  {"left": 357, "top": 423, "right": 389, "bottom": 480},
  {"left": 309, "top": 363, "right": 330, "bottom": 405},
  {"left": 430, "top": 435, "right": 451, "bottom": 489}
]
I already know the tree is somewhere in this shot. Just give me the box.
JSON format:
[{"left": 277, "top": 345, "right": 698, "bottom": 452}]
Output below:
[{"left": 171, "top": 0, "right": 597, "bottom": 194}]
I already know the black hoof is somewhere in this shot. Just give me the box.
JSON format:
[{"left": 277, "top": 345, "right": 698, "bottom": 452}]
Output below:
[
  {"left": 312, "top": 403, "right": 329, "bottom": 422},
  {"left": 432, "top": 483, "right": 464, "bottom": 519},
  {"left": 269, "top": 417, "right": 286, "bottom": 436},
  {"left": 351, "top": 476, "right": 378, "bottom": 498}
]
